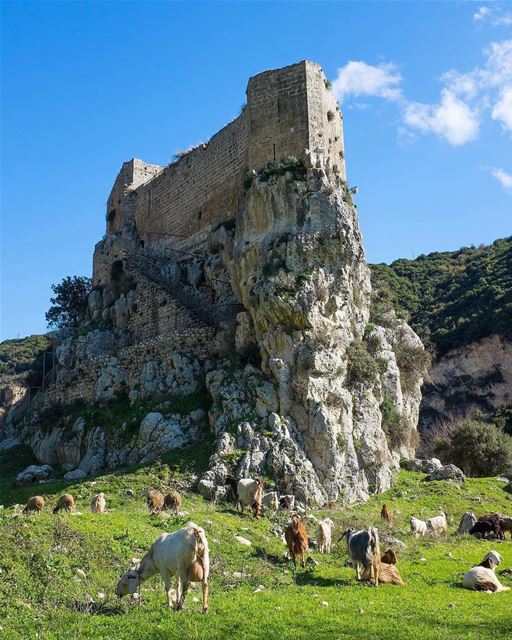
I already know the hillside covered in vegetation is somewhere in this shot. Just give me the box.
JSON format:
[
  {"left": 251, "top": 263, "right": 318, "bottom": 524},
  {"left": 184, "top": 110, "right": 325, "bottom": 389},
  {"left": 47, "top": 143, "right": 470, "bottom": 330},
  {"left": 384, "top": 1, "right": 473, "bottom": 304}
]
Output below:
[
  {"left": 0, "top": 334, "right": 49, "bottom": 378},
  {"left": 1, "top": 443, "right": 512, "bottom": 640},
  {"left": 370, "top": 237, "right": 512, "bottom": 356}
]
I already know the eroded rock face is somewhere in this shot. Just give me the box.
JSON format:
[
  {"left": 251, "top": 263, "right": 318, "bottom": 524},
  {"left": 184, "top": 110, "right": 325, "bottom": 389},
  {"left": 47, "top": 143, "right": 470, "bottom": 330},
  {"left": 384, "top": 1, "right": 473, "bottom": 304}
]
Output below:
[
  {"left": 200, "top": 163, "right": 425, "bottom": 504},
  {"left": 420, "top": 336, "right": 512, "bottom": 430}
]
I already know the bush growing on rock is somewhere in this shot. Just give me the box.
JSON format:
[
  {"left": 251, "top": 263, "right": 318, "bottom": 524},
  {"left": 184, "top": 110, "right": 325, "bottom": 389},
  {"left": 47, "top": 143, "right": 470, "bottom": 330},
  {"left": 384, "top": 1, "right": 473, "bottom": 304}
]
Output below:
[{"left": 433, "top": 420, "right": 512, "bottom": 477}]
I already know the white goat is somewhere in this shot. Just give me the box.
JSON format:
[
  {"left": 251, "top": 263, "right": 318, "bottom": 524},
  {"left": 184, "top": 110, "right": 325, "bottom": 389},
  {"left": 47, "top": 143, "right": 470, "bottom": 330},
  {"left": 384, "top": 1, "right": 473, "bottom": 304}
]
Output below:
[
  {"left": 226, "top": 476, "right": 263, "bottom": 518},
  {"left": 317, "top": 518, "right": 334, "bottom": 553},
  {"left": 91, "top": 492, "right": 106, "bottom": 514},
  {"left": 462, "top": 551, "right": 510, "bottom": 593},
  {"left": 426, "top": 513, "right": 448, "bottom": 537},
  {"left": 409, "top": 516, "right": 428, "bottom": 537},
  {"left": 262, "top": 491, "right": 279, "bottom": 513},
  {"left": 115, "top": 523, "right": 210, "bottom": 612}
]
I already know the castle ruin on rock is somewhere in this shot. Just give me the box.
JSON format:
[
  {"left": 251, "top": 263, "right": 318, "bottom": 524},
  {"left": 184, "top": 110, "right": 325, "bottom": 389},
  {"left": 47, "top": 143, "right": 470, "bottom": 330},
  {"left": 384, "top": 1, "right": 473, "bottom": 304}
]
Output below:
[{"left": 1, "top": 61, "right": 426, "bottom": 504}]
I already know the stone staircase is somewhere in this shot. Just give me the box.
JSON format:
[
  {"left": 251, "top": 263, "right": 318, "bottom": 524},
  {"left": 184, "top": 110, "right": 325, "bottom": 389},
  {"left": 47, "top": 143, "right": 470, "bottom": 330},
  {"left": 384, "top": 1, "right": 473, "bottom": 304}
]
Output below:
[{"left": 123, "top": 250, "right": 243, "bottom": 328}]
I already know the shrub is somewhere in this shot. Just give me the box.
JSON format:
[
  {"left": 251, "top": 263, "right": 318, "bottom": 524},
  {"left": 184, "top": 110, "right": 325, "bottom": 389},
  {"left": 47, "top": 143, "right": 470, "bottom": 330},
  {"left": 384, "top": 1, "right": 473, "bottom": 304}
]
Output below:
[
  {"left": 380, "top": 394, "right": 409, "bottom": 449},
  {"left": 256, "top": 156, "right": 306, "bottom": 184},
  {"left": 434, "top": 419, "right": 512, "bottom": 477},
  {"left": 346, "top": 339, "right": 386, "bottom": 387},
  {"left": 45, "top": 275, "right": 92, "bottom": 329},
  {"left": 494, "top": 405, "right": 512, "bottom": 435},
  {"left": 394, "top": 339, "right": 431, "bottom": 394}
]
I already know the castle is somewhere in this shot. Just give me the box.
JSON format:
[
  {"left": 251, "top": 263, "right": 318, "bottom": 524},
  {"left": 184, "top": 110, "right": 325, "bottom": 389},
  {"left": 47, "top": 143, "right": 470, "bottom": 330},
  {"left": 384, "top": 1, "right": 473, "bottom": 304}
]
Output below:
[{"left": 93, "top": 61, "right": 345, "bottom": 293}]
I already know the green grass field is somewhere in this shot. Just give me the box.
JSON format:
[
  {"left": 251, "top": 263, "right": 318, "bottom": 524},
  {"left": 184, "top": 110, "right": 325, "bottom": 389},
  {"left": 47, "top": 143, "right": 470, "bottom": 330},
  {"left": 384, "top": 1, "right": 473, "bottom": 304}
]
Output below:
[{"left": 1, "top": 444, "right": 511, "bottom": 640}]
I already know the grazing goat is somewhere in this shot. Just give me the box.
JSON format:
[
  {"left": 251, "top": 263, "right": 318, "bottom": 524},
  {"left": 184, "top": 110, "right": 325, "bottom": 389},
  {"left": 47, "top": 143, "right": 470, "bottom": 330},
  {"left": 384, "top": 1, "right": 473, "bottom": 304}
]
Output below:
[
  {"left": 381, "top": 549, "right": 397, "bottom": 565},
  {"left": 362, "top": 562, "right": 405, "bottom": 585},
  {"left": 116, "top": 523, "right": 210, "bottom": 612},
  {"left": 469, "top": 520, "right": 503, "bottom": 540},
  {"left": 381, "top": 504, "right": 393, "bottom": 524},
  {"left": 225, "top": 476, "right": 263, "bottom": 518},
  {"left": 164, "top": 491, "right": 182, "bottom": 514},
  {"left": 409, "top": 516, "right": 428, "bottom": 537},
  {"left": 53, "top": 494, "right": 75, "bottom": 514},
  {"left": 285, "top": 514, "right": 309, "bottom": 573},
  {"left": 426, "top": 513, "right": 448, "bottom": 537},
  {"left": 498, "top": 516, "right": 512, "bottom": 539},
  {"left": 317, "top": 518, "right": 334, "bottom": 554},
  {"left": 344, "top": 527, "right": 381, "bottom": 586},
  {"left": 462, "top": 551, "right": 510, "bottom": 593},
  {"left": 262, "top": 491, "right": 279, "bottom": 513},
  {"left": 91, "top": 492, "right": 106, "bottom": 514},
  {"left": 23, "top": 496, "right": 45, "bottom": 514},
  {"left": 146, "top": 490, "right": 165, "bottom": 514}
]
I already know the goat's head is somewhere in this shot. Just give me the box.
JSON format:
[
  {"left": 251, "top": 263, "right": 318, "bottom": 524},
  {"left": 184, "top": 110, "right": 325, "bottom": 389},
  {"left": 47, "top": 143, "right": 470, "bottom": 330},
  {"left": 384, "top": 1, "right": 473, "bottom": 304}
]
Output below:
[
  {"left": 115, "top": 568, "right": 139, "bottom": 598},
  {"left": 482, "top": 550, "right": 502, "bottom": 569}
]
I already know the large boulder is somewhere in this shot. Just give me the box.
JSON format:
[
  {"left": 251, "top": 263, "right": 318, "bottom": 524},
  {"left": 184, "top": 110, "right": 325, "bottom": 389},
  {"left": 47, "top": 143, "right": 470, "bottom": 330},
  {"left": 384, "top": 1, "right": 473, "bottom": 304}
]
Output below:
[
  {"left": 401, "top": 458, "right": 443, "bottom": 474},
  {"left": 458, "top": 511, "right": 478, "bottom": 535},
  {"left": 427, "top": 464, "right": 466, "bottom": 483},
  {"left": 16, "top": 464, "right": 53, "bottom": 485},
  {"left": 64, "top": 468, "right": 87, "bottom": 481}
]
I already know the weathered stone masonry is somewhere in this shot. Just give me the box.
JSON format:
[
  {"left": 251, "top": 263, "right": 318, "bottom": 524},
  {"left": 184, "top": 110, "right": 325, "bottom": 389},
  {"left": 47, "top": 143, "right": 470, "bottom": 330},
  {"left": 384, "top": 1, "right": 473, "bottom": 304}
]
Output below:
[{"left": 93, "top": 61, "right": 346, "bottom": 289}]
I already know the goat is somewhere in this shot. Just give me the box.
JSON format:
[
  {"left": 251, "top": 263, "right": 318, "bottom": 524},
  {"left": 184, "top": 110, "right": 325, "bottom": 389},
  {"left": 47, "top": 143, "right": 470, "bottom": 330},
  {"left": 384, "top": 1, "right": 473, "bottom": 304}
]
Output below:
[
  {"left": 381, "top": 549, "right": 397, "bottom": 565},
  {"left": 317, "top": 518, "right": 334, "bottom": 554},
  {"left": 409, "top": 516, "right": 428, "bottom": 537},
  {"left": 285, "top": 514, "right": 308, "bottom": 573},
  {"left": 261, "top": 491, "right": 279, "bottom": 513},
  {"left": 53, "top": 494, "right": 75, "bottom": 514},
  {"left": 146, "top": 489, "right": 165, "bottom": 514},
  {"left": 279, "top": 495, "right": 296, "bottom": 511},
  {"left": 164, "top": 491, "right": 182, "bottom": 514},
  {"left": 498, "top": 516, "right": 512, "bottom": 539},
  {"left": 225, "top": 476, "right": 263, "bottom": 518},
  {"left": 91, "top": 492, "right": 106, "bottom": 514},
  {"left": 344, "top": 527, "right": 380, "bottom": 586},
  {"left": 362, "top": 562, "right": 405, "bottom": 585},
  {"left": 469, "top": 520, "right": 503, "bottom": 540},
  {"left": 462, "top": 551, "right": 510, "bottom": 593},
  {"left": 426, "top": 513, "right": 448, "bottom": 537},
  {"left": 23, "top": 496, "right": 45, "bottom": 514},
  {"left": 381, "top": 504, "right": 392, "bottom": 524},
  {"left": 116, "top": 523, "right": 210, "bottom": 612}
]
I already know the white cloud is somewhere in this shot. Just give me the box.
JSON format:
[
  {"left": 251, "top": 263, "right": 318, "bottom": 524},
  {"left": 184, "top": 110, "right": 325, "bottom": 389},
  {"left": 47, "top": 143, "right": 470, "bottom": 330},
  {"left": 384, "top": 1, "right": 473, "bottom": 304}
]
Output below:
[
  {"left": 489, "top": 166, "right": 512, "bottom": 190},
  {"left": 492, "top": 86, "right": 512, "bottom": 130},
  {"left": 331, "top": 38, "right": 512, "bottom": 145},
  {"left": 403, "top": 90, "right": 480, "bottom": 145},
  {"left": 332, "top": 61, "right": 403, "bottom": 102},
  {"left": 473, "top": 6, "right": 491, "bottom": 22}
]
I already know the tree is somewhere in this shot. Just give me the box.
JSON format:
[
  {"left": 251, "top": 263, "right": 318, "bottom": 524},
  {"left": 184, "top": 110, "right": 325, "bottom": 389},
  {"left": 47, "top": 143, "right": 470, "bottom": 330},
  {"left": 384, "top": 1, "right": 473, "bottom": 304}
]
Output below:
[
  {"left": 45, "top": 276, "right": 92, "bottom": 328},
  {"left": 434, "top": 420, "right": 512, "bottom": 477}
]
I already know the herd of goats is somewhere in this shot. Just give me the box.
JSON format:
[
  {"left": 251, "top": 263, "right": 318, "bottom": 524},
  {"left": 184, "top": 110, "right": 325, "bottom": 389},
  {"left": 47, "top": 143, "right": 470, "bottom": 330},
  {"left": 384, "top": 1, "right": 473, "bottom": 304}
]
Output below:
[{"left": 18, "top": 474, "right": 512, "bottom": 613}]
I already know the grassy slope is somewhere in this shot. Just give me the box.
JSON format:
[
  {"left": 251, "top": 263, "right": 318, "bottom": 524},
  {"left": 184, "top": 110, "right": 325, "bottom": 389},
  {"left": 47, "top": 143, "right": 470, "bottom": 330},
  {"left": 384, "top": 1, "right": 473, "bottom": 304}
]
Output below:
[{"left": 1, "top": 445, "right": 512, "bottom": 640}]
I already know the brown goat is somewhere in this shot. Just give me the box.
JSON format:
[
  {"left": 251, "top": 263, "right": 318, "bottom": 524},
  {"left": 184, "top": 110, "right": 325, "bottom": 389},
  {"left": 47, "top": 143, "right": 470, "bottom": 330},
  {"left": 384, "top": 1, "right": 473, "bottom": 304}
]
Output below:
[
  {"left": 498, "top": 517, "right": 512, "bottom": 539},
  {"left": 381, "top": 504, "right": 393, "bottom": 524},
  {"left": 53, "top": 494, "right": 75, "bottom": 514},
  {"left": 146, "top": 489, "right": 165, "bottom": 513},
  {"left": 164, "top": 490, "right": 182, "bottom": 513},
  {"left": 363, "top": 562, "right": 405, "bottom": 585},
  {"left": 285, "top": 514, "right": 308, "bottom": 573},
  {"left": 23, "top": 496, "right": 45, "bottom": 514},
  {"left": 381, "top": 549, "right": 397, "bottom": 565}
]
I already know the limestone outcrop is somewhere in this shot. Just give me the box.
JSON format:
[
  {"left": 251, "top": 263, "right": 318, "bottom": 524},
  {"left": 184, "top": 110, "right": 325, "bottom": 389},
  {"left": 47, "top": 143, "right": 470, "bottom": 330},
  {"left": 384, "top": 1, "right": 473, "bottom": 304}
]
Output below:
[{"left": 199, "top": 160, "right": 425, "bottom": 504}]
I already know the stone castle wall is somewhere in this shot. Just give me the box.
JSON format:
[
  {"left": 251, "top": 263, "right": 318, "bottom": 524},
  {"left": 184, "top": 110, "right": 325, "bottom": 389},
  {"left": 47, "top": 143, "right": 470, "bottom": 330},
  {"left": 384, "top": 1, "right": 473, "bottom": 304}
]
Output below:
[{"left": 93, "top": 61, "right": 347, "bottom": 288}]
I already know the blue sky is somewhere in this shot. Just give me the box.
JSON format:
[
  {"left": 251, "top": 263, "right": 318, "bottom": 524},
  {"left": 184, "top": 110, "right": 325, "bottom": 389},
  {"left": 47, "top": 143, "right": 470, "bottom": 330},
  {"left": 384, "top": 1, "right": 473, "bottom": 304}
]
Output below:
[{"left": 1, "top": 0, "right": 511, "bottom": 340}]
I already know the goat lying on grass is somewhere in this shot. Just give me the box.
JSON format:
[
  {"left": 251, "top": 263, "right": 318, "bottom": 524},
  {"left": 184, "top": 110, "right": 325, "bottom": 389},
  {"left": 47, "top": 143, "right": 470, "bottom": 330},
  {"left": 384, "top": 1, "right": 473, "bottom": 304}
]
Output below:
[
  {"left": 116, "top": 523, "right": 210, "bottom": 612},
  {"left": 462, "top": 551, "right": 510, "bottom": 593}
]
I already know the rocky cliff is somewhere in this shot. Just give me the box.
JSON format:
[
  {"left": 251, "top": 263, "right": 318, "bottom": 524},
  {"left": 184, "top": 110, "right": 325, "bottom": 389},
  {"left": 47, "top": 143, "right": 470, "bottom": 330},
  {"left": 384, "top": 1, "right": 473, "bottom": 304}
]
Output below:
[{"left": 0, "top": 157, "right": 426, "bottom": 504}]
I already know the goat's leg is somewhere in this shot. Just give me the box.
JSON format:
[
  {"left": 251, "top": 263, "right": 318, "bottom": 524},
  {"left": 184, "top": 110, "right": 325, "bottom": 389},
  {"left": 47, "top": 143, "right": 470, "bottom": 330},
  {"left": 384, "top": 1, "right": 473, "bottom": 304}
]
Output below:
[
  {"left": 301, "top": 552, "right": 305, "bottom": 568},
  {"left": 202, "top": 580, "right": 209, "bottom": 614},
  {"left": 180, "top": 580, "right": 189, "bottom": 609},
  {"left": 356, "top": 563, "right": 361, "bottom": 581},
  {"left": 162, "top": 573, "right": 173, "bottom": 609},
  {"left": 174, "top": 576, "right": 181, "bottom": 610}
]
